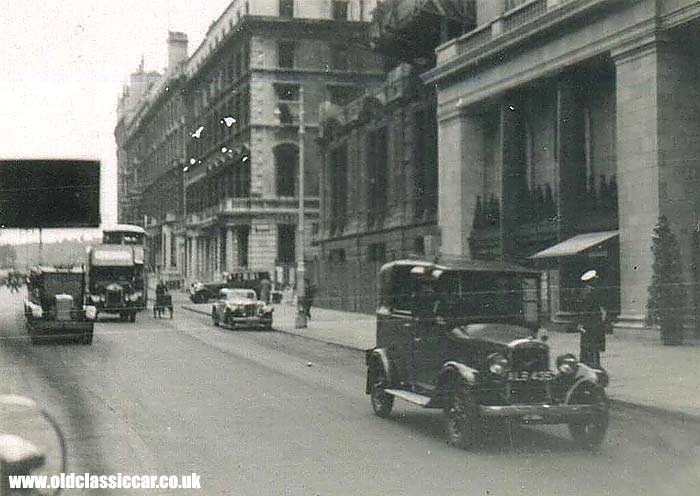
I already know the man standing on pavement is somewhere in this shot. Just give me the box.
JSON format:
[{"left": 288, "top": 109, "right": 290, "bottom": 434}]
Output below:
[
  {"left": 259, "top": 275, "right": 272, "bottom": 304},
  {"left": 577, "top": 269, "right": 607, "bottom": 368}
]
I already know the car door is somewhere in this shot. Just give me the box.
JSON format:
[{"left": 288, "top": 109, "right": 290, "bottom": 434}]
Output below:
[
  {"left": 378, "top": 306, "right": 416, "bottom": 387},
  {"left": 413, "top": 295, "right": 447, "bottom": 390}
]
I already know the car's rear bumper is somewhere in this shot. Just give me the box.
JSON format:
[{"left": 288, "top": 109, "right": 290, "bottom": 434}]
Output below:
[
  {"left": 28, "top": 319, "right": 94, "bottom": 334},
  {"left": 479, "top": 404, "right": 604, "bottom": 424}
]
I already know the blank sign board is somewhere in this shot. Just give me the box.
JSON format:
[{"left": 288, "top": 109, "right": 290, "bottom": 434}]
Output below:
[{"left": 0, "top": 159, "right": 100, "bottom": 228}]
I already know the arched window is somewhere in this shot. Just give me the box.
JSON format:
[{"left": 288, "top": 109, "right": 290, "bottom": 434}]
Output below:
[{"left": 274, "top": 143, "right": 299, "bottom": 197}]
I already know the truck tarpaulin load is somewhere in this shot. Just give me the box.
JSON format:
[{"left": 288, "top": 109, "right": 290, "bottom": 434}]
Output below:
[
  {"left": 24, "top": 266, "right": 96, "bottom": 344},
  {"left": 87, "top": 244, "right": 147, "bottom": 322}
]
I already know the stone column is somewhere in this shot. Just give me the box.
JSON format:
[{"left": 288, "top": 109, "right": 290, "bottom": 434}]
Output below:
[
  {"left": 437, "top": 109, "right": 484, "bottom": 258},
  {"left": 249, "top": 220, "right": 276, "bottom": 271},
  {"left": 612, "top": 36, "right": 700, "bottom": 329},
  {"left": 226, "top": 228, "right": 235, "bottom": 271}
]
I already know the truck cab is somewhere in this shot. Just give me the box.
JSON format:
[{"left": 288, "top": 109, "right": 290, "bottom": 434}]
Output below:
[
  {"left": 24, "top": 266, "right": 96, "bottom": 344},
  {"left": 86, "top": 245, "right": 146, "bottom": 322}
]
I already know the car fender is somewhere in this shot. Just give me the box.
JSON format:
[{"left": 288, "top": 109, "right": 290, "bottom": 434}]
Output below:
[
  {"left": 564, "top": 377, "right": 608, "bottom": 407},
  {"left": 365, "top": 348, "right": 393, "bottom": 393},
  {"left": 431, "top": 362, "right": 479, "bottom": 407},
  {"left": 574, "top": 363, "right": 609, "bottom": 387},
  {"left": 438, "top": 361, "right": 478, "bottom": 388}
]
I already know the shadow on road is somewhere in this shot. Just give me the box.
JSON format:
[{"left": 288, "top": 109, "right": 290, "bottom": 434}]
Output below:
[
  {"left": 384, "top": 408, "right": 596, "bottom": 456},
  {"left": 0, "top": 288, "right": 111, "bottom": 490}
]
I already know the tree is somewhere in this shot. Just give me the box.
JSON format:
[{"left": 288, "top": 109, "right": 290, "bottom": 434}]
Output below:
[{"left": 647, "top": 216, "right": 685, "bottom": 345}]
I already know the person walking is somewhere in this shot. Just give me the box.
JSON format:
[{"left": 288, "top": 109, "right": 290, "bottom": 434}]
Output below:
[
  {"left": 576, "top": 270, "right": 607, "bottom": 368},
  {"left": 302, "top": 279, "right": 316, "bottom": 320}
]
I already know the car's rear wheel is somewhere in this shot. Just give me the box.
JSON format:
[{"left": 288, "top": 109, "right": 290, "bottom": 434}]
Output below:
[
  {"left": 567, "top": 384, "right": 609, "bottom": 449},
  {"left": 444, "top": 381, "right": 482, "bottom": 450},
  {"left": 369, "top": 368, "right": 394, "bottom": 417}
]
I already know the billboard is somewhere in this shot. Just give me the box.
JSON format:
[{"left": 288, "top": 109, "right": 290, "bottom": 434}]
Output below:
[{"left": 0, "top": 159, "right": 100, "bottom": 228}]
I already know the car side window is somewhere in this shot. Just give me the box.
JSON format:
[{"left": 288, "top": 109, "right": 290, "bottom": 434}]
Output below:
[{"left": 389, "top": 266, "right": 415, "bottom": 314}]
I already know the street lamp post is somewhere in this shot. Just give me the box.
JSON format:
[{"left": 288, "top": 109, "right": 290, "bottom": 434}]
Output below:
[
  {"left": 295, "top": 87, "right": 307, "bottom": 329},
  {"left": 274, "top": 87, "right": 307, "bottom": 328}
]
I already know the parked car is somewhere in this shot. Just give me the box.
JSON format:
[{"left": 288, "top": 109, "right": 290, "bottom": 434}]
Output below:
[
  {"left": 189, "top": 280, "right": 228, "bottom": 303},
  {"left": 211, "top": 288, "right": 273, "bottom": 330},
  {"left": 365, "top": 259, "right": 609, "bottom": 449}
]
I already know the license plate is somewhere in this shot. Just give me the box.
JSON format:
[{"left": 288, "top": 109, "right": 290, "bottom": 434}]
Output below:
[{"left": 508, "top": 371, "right": 555, "bottom": 382}]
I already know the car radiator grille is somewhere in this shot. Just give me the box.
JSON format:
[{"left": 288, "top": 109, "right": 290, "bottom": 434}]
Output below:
[
  {"left": 55, "top": 299, "right": 72, "bottom": 321},
  {"left": 106, "top": 289, "right": 122, "bottom": 308},
  {"left": 245, "top": 304, "right": 257, "bottom": 317},
  {"left": 508, "top": 347, "right": 550, "bottom": 404},
  {"left": 511, "top": 347, "right": 549, "bottom": 372}
]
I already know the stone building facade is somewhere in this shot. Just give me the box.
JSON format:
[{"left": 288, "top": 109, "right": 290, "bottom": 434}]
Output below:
[
  {"left": 116, "top": 1, "right": 385, "bottom": 288},
  {"left": 423, "top": 0, "right": 700, "bottom": 329},
  {"left": 115, "top": 32, "right": 190, "bottom": 288},
  {"left": 317, "top": 64, "right": 441, "bottom": 312},
  {"left": 181, "top": 0, "right": 384, "bottom": 286},
  {"left": 315, "top": 0, "right": 474, "bottom": 312}
]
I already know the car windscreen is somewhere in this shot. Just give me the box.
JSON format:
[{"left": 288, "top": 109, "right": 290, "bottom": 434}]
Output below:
[
  {"left": 225, "top": 290, "right": 256, "bottom": 301},
  {"left": 43, "top": 273, "right": 83, "bottom": 306},
  {"left": 434, "top": 271, "right": 539, "bottom": 323},
  {"left": 91, "top": 267, "right": 134, "bottom": 285}
]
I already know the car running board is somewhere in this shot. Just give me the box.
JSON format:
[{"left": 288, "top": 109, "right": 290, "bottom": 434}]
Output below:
[{"left": 384, "top": 389, "right": 431, "bottom": 407}]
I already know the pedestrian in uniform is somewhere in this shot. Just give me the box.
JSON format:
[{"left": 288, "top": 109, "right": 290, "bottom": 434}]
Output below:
[{"left": 577, "top": 270, "right": 607, "bottom": 368}]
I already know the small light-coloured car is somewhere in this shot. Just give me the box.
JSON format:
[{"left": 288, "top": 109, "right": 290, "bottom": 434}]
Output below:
[{"left": 211, "top": 288, "right": 273, "bottom": 330}]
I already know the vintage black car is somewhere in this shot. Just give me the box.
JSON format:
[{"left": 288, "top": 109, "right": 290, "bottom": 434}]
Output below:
[
  {"left": 365, "top": 260, "right": 609, "bottom": 449},
  {"left": 189, "top": 281, "right": 228, "bottom": 303}
]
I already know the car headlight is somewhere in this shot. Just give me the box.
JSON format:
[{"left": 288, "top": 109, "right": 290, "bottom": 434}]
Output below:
[
  {"left": 556, "top": 354, "right": 578, "bottom": 375},
  {"left": 487, "top": 353, "right": 510, "bottom": 376}
]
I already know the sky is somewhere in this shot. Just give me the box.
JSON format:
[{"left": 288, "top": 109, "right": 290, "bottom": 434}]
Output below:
[{"left": 0, "top": 0, "right": 232, "bottom": 244}]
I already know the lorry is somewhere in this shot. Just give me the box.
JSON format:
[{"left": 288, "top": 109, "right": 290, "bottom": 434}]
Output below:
[
  {"left": 24, "top": 266, "right": 96, "bottom": 344},
  {"left": 86, "top": 244, "right": 147, "bottom": 322}
]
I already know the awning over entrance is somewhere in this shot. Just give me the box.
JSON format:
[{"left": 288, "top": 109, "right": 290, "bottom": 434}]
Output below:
[{"left": 529, "top": 231, "right": 619, "bottom": 259}]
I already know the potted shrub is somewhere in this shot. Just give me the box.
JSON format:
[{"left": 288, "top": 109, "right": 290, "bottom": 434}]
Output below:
[{"left": 647, "top": 216, "right": 685, "bottom": 345}]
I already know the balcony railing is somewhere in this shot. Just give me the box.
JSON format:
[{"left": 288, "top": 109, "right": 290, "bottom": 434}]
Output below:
[
  {"left": 436, "top": 0, "right": 600, "bottom": 65},
  {"left": 503, "top": 0, "right": 548, "bottom": 32}
]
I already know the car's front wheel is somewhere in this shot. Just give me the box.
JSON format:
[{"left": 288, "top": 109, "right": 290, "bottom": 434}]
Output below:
[
  {"left": 567, "top": 384, "right": 609, "bottom": 449},
  {"left": 369, "top": 369, "right": 394, "bottom": 417},
  {"left": 444, "top": 381, "right": 482, "bottom": 450}
]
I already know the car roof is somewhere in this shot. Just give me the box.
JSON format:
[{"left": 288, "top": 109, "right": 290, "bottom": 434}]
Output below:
[
  {"left": 220, "top": 288, "right": 256, "bottom": 296},
  {"left": 379, "top": 258, "right": 539, "bottom": 276},
  {"left": 31, "top": 266, "right": 84, "bottom": 274}
]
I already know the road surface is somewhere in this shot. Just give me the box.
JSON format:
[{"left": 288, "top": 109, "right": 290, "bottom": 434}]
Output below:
[{"left": 1, "top": 288, "right": 698, "bottom": 495}]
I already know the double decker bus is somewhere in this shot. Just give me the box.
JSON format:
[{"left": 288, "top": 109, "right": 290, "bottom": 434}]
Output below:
[
  {"left": 102, "top": 224, "right": 146, "bottom": 246},
  {"left": 85, "top": 224, "right": 148, "bottom": 322}
]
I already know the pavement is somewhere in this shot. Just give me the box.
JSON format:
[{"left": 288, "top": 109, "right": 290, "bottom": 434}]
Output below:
[{"left": 179, "top": 291, "right": 700, "bottom": 422}]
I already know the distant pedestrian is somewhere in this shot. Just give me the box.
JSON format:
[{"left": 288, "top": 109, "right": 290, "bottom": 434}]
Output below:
[
  {"left": 259, "top": 276, "right": 272, "bottom": 304},
  {"left": 576, "top": 270, "right": 607, "bottom": 368},
  {"left": 301, "top": 279, "right": 316, "bottom": 320}
]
